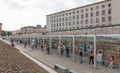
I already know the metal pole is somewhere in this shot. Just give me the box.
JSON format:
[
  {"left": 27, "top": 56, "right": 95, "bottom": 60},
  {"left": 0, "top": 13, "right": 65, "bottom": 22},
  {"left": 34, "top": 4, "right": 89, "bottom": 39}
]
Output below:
[
  {"left": 50, "top": 34, "right": 52, "bottom": 54},
  {"left": 73, "top": 35, "right": 75, "bottom": 61},
  {"left": 94, "top": 35, "right": 97, "bottom": 69}
]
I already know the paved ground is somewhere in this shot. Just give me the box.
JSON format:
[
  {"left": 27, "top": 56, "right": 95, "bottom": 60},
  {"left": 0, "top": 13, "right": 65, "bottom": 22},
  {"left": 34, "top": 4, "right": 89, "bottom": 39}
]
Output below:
[
  {"left": 0, "top": 40, "right": 49, "bottom": 73},
  {"left": 1, "top": 39, "right": 120, "bottom": 73}
]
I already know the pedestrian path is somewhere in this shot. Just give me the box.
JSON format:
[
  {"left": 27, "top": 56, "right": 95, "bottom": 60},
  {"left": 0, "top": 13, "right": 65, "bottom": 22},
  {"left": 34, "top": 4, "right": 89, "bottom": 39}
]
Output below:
[{"left": 1, "top": 39, "right": 120, "bottom": 73}]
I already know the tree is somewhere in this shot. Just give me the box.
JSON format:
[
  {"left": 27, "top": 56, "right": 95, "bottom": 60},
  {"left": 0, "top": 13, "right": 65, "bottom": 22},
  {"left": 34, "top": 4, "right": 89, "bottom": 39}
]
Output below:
[{"left": 1, "top": 30, "right": 12, "bottom": 36}]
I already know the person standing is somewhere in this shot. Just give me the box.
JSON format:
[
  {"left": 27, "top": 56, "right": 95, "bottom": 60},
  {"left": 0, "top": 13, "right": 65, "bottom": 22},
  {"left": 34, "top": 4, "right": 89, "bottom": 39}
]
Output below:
[
  {"left": 46, "top": 44, "right": 50, "bottom": 54},
  {"left": 60, "top": 47, "right": 64, "bottom": 56},
  {"left": 65, "top": 46, "right": 69, "bottom": 58},
  {"left": 108, "top": 56, "right": 115, "bottom": 69},
  {"left": 11, "top": 39, "right": 14, "bottom": 47},
  {"left": 79, "top": 49, "right": 83, "bottom": 63},
  {"left": 57, "top": 45, "right": 61, "bottom": 56},
  {"left": 89, "top": 51, "right": 94, "bottom": 64},
  {"left": 24, "top": 41, "right": 27, "bottom": 48}
]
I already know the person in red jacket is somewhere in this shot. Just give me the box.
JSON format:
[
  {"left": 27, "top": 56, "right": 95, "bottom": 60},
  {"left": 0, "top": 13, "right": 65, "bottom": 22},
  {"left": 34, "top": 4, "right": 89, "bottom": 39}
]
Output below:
[{"left": 108, "top": 56, "right": 115, "bottom": 69}]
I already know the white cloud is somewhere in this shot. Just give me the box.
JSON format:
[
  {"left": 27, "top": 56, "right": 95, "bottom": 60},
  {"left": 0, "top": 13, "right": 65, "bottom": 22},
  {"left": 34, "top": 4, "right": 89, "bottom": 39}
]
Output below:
[{"left": 0, "top": 0, "right": 104, "bottom": 31}]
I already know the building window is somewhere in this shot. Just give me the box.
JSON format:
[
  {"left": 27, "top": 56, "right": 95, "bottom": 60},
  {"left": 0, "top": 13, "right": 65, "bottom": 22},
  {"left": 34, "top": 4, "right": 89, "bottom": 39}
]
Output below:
[
  {"left": 77, "top": 21, "right": 79, "bottom": 25},
  {"left": 96, "top": 18, "right": 99, "bottom": 23},
  {"left": 69, "top": 12, "right": 71, "bottom": 15},
  {"left": 102, "top": 10, "right": 105, "bottom": 15},
  {"left": 77, "top": 15, "right": 79, "bottom": 19},
  {"left": 81, "top": 10, "right": 83, "bottom": 13},
  {"left": 96, "top": 11, "right": 99, "bottom": 16},
  {"left": 86, "top": 13, "right": 88, "bottom": 17},
  {"left": 102, "top": 17, "right": 105, "bottom": 22},
  {"left": 63, "top": 14, "right": 64, "bottom": 16},
  {"left": 77, "top": 11, "right": 79, "bottom": 13},
  {"left": 62, "top": 18, "right": 64, "bottom": 21},
  {"left": 90, "top": 12, "right": 93, "bottom": 17},
  {"left": 59, "top": 23, "right": 61, "bottom": 26},
  {"left": 86, "top": 19, "right": 88, "bottom": 24},
  {"left": 81, "top": 26, "right": 83, "bottom": 28},
  {"left": 57, "top": 19, "right": 58, "bottom": 22},
  {"left": 69, "top": 22, "right": 71, "bottom": 25},
  {"left": 81, "top": 20, "right": 83, "bottom": 24},
  {"left": 59, "top": 18, "right": 61, "bottom": 22},
  {"left": 81, "top": 14, "right": 84, "bottom": 18},
  {"left": 108, "top": 3, "right": 111, "bottom": 7},
  {"left": 90, "top": 19, "right": 93, "bottom": 24},
  {"left": 108, "top": 9, "right": 111, "bottom": 14},
  {"left": 62, "top": 23, "right": 64, "bottom": 26},
  {"left": 86, "top": 8, "right": 88, "bottom": 12},
  {"left": 66, "top": 22, "right": 67, "bottom": 26},
  {"left": 102, "top": 5, "right": 105, "bottom": 8},
  {"left": 73, "top": 16, "right": 75, "bottom": 20},
  {"left": 91, "top": 7, "right": 93, "bottom": 10},
  {"left": 108, "top": 16, "right": 112, "bottom": 21},
  {"left": 96, "top": 6, "right": 99, "bottom": 10},
  {"left": 59, "top": 14, "right": 61, "bottom": 17}
]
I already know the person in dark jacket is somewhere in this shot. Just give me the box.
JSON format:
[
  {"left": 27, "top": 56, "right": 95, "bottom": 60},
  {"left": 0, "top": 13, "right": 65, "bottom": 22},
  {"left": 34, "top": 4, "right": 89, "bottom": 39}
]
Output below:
[
  {"left": 79, "top": 49, "right": 83, "bottom": 63},
  {"left": 65, "top": 46, "right": 69, "bottom": 57}
]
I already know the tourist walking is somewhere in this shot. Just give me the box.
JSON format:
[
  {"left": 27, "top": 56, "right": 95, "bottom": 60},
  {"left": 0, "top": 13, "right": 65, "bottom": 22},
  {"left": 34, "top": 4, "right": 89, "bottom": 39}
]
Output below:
[
  {"left": 11, "top": 39, "right": 14, "bottom": 47},
  {"left": 79, "top": 49, "right": 83, "bottom": 63},
  {"left": 89, "top": 51, "right": 94, "bottom": 64},
  {"left": 24, "top": 41, "right": 27, "bottom": 48},
  {"left": 60, "top": 47, "right": 64, "bottom": 56},
  {"left": 46, "top": 44, "right": 50, "bottom": 54},
  {"left": 65, "top": 46, "right": 69, "bottom": 58},
  {"left": 57, "top": 45, "right": 61, "bottom": 56},
  {"left": 31, "top": 40, "right": 34, "bottom": 49}
]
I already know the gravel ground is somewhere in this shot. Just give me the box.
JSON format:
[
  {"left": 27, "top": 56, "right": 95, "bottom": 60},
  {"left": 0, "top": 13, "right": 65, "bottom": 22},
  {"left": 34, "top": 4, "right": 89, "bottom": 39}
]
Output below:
[{"left": 0, "top": 40, "right": 49, "bottom": 73}]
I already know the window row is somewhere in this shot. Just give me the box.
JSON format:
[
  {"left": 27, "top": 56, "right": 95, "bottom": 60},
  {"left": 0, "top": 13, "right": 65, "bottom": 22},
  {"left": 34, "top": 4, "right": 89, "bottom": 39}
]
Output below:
[
  {"left": 51, "top": 16, "right": 111, "bottom": 27},
  {"left": 51, "top": 9, "right": 111, "bottom": 23}
]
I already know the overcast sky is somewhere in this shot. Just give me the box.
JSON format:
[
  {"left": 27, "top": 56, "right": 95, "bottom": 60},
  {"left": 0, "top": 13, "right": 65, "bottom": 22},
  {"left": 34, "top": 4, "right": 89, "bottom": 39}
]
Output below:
[{"left": 0, "top": 0, "right": 103, "bottom": 31}]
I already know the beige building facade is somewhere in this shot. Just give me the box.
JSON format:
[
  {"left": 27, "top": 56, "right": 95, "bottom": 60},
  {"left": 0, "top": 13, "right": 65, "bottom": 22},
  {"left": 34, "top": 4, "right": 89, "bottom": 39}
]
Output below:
[
  {"left": 21, "top": 25, "right": 46, "bottom": 35},
  {"left": 46, "top": 0, "right": 120, "bottom": 35}
]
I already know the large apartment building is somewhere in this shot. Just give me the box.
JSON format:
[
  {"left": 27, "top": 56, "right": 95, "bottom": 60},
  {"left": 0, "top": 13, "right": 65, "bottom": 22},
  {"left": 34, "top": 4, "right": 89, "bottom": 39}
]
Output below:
[{"left": 46, "top": 0, "right": 120, "bottom": 35}]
